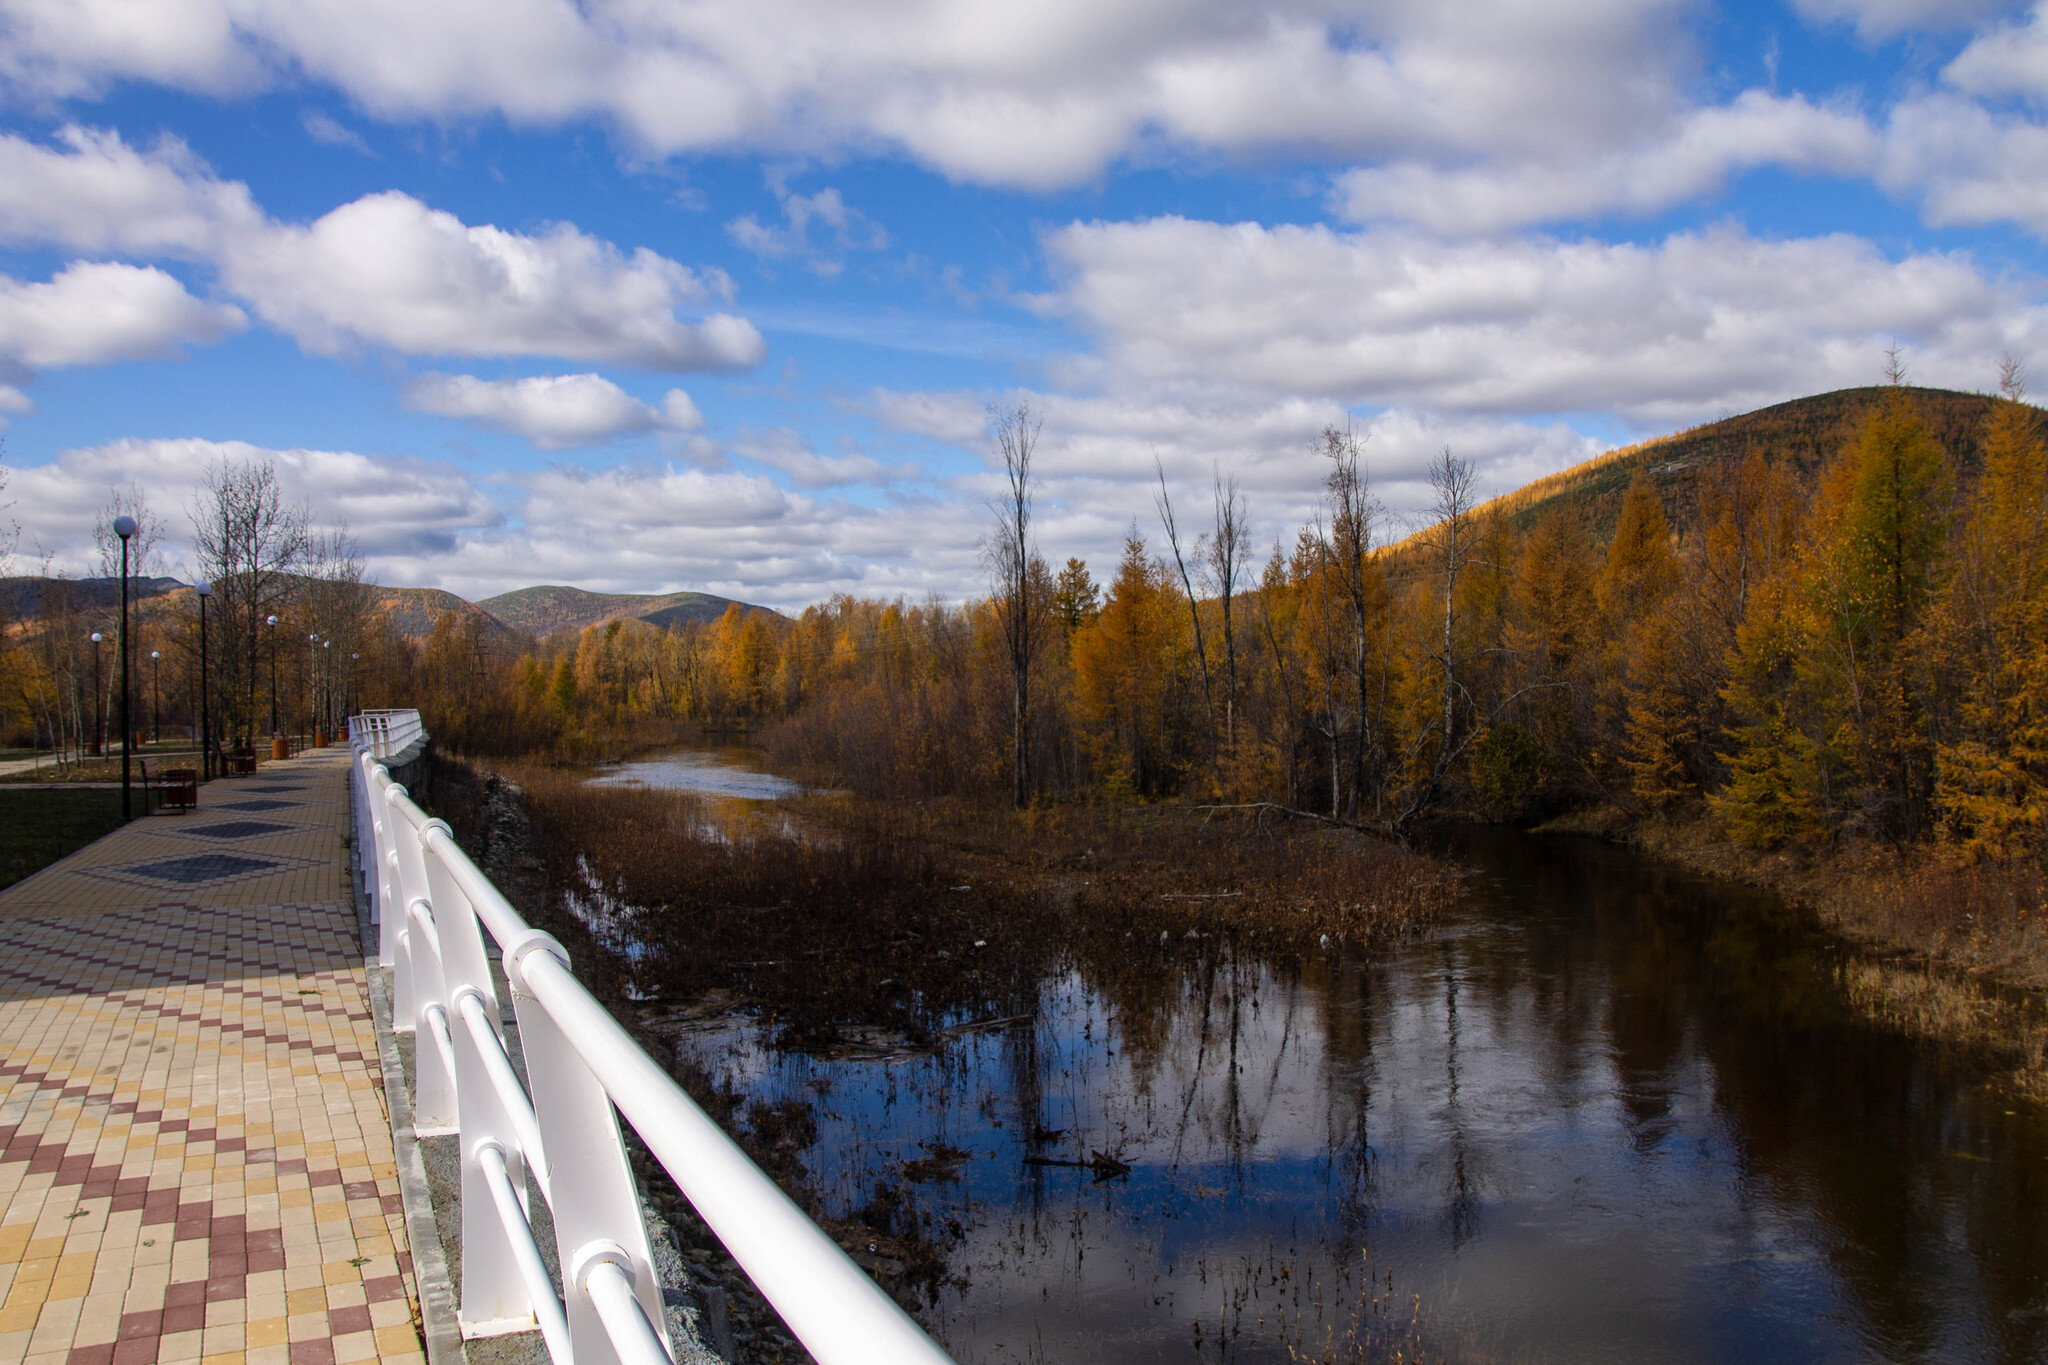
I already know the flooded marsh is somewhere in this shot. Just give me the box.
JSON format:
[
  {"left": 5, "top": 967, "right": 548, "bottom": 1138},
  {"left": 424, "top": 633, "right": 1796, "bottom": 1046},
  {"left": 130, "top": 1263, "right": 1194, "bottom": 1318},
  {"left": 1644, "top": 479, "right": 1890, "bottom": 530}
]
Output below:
[{"left": 444, "top": 752, "right": 2048, "bottom": 1365}]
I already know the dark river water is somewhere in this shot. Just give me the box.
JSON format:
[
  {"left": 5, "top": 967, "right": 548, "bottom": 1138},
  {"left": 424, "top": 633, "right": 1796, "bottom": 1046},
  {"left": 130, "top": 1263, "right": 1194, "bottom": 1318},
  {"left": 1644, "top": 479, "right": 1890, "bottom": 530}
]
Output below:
[{"left": 599, "top": 759, "right": 2048, "bottom": 1363}]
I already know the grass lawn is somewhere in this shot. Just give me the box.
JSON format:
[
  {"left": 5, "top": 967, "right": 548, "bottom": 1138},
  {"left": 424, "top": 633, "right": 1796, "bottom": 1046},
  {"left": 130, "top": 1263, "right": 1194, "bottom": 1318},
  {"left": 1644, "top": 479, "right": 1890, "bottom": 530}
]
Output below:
[{"left": 0, "top": 789, "right": 129, "bottom": 889}]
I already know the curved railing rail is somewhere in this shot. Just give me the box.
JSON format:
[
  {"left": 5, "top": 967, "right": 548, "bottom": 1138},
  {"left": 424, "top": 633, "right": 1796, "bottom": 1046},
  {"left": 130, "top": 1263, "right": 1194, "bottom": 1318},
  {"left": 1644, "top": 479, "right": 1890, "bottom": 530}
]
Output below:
[{"left": 348, "top": 710, "right": 956, "bottom": 1365}]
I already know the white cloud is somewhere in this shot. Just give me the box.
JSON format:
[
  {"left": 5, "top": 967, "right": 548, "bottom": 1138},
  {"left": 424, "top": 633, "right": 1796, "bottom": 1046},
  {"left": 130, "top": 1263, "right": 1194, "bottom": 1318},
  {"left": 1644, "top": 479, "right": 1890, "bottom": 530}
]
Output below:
[
  {"left": 1335, "top": 92, "right": 1877, "bottom": 233},
  {"left": 403, "top": 372, "right": 703, "bottom": 448},
  {"left": 1038, "top": 216, "right": 2037, "bottom": 424},
  {"left": 1944, "top": 3, "right": 2048, "bottom": 99},
  {"left": 0, "top": 383, "right": 33, "bottom": 432},
  {"left": 9, "top": 436, "right": 502, "bottom": 573},
  {"left": 301, "top": 110, "right": 376, "bottom": 156},
  {"left": 220, "top": 191, "right": 765, "bottom": 370},
  {"left": 727, "top": 188, "right": 888, "bottom": 277},
  {"left": 0, "top": 0, "right": 1734, "bottom": 192},
  {"left": 0, "top": 0, "right": 261, "bottom": 100},
  {"left": 731, "top": 426, "right": 909, "bottom": 488},
  {"left": 0, "top": 125, "right": 261, "bottom": 256},
  {"left": 1792, "top": 0, "right": 2015, "bottom": 40},
  {"left": 0, "top": 128, "right": 765, "bottom": 374},
  {"left": 1882, "top": 94, "right": 2048, "bottom": 236},
  {"left": 0, "top": 261, "right": 244, "bottom": 370}
]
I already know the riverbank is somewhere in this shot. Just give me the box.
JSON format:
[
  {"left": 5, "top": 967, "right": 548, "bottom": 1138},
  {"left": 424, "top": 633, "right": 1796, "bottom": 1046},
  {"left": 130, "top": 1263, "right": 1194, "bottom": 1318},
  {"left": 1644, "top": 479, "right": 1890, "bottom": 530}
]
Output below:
[{"left": 1544, "top": 802, "right": 2048, "bottom": 1098}]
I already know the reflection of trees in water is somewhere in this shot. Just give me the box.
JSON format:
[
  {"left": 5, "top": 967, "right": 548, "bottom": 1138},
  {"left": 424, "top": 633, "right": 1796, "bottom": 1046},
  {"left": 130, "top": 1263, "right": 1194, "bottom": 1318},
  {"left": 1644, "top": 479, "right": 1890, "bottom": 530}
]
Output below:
[
  {"left": 1438, "top": 938, "right": 1481, "bottom": 1250},
  {"left": 1444, "top": 826, "right": 2048, "bottom": 1364},
  {"left": 666, "top": 825, "right": 2048, "bottom": 1363}
]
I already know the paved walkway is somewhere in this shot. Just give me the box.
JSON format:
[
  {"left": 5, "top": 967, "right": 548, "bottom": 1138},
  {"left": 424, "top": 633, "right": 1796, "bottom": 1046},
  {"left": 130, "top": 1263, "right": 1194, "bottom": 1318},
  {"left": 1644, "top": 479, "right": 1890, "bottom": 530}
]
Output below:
[{"left": 0, "top": 747, "right": 427, "bottom": 1365}]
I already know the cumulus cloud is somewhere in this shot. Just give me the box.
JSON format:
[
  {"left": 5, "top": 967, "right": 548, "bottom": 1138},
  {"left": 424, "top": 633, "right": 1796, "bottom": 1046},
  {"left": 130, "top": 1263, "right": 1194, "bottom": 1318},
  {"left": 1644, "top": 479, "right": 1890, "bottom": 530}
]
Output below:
[
  {"left": 1882, "top": 94, "right": 2048, "bottom": 236},
  {"left": 0, "top": 262, "right": 244, "bottom": 371},
  {"left": 1336, "top": 92, "right": 1877, "bottom": 233},
  {"left": 1944, "top": 3, "right": 2048, "bottom": 99},
  {"left": 1038, "top": 216, "right": 2038, "bottom": 424},
  {"left": 9, "top": 436, "right": 502, "bottom": 573},
  {"left": 403, "top": 372, "right": 703, "bottom": 448},
  {"left": 1792, "top": 0, "right": 2014, "bottom": 40},
  {"left": 731, "top": 426, "right": 910, "bottom": 488},
  {"left": 220, "top": 191, "right": 764, "bottom": 369},
  {"left": 0, "top": 125, "right": 261, "bottom": 255},
  {"left": 0, "top": 383, "right": 33, "bottom": 431},
  {"left": 727, "top": 188, "right": 888, "bottom": 277},
  {"left": 0, "top": 128, "right": 765, "bottom": 374},
  {"left": 0, "top": 0, "right": 1735, "bottom": 191}
]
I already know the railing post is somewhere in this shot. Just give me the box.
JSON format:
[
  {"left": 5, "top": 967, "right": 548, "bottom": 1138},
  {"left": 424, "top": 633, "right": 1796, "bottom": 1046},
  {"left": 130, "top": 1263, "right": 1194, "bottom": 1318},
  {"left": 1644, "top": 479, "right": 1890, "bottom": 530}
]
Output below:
[
  {"left": 406, "top": 897, "right": 459, "bottom": 1136},
  {"left": 506, "top": 932, "right": 673, "bottom": 1365},
  {"left": 421, "top": 826, "right": 543, "bottom": 1339}
]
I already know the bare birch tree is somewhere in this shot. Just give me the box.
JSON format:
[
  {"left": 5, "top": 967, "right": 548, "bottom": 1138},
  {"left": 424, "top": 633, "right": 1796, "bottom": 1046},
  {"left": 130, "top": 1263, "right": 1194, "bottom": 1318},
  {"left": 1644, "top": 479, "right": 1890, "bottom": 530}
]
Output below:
[
  {"left": 985, "top": 402, "right": 1043, "bottom": 808},
  {"left": 1208, "top": 470, "right": 1250, "bottom": 748},
  {"left": 190, "top": 458, "right": 309, "bottom": 746},
  {"left": 1399, "top": 446, "right": 1479, "bottom": 823},
  {"left": 1155, "top": 461, "right": 1217, "bottom": 746}
]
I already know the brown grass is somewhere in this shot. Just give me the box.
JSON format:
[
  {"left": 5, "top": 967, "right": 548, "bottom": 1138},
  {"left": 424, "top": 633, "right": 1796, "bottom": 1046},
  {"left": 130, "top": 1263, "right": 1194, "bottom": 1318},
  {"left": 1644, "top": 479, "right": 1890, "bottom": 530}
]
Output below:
[{"left": 488, "top": 768, "right": 1456, "bottom": 1050}]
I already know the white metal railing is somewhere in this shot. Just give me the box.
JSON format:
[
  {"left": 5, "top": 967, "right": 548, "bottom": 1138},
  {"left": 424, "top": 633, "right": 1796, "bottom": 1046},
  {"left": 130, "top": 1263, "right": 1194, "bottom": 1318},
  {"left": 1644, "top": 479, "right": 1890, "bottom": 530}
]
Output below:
[
  {"left": 349, "top": 710, "right": 955, "bottom": 1365},
  {"left": 349, "top": 710, "right": 425, "bottom": 760}
]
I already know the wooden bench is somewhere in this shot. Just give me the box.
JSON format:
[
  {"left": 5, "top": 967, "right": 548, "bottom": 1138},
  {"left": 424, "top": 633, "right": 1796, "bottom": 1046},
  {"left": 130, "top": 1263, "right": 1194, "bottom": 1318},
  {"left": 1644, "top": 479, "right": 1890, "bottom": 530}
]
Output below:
[
  {"left": 141, "top": 759, "right": 198, "bottom": 813},
  {"left": 222, "top": 743, "right": 257, "bottom": 776}
]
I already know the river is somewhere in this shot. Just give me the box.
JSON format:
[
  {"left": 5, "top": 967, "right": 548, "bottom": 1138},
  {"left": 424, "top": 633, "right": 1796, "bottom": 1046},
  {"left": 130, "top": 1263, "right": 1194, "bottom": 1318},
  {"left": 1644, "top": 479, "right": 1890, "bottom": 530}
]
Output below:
[{"left": 587, "top": 754, "right": 2048, "bottom": 1363}]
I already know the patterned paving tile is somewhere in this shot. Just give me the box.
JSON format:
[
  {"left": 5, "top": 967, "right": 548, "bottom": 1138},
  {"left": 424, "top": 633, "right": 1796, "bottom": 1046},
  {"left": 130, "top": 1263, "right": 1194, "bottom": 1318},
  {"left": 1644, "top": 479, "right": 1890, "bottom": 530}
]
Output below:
[
  {"left": 178, "top": 822, "right": 296, "bottom": 842},
  {"left": 0, "top": 749, "right": 427, "bottom": 1365},
  {"left": 110, "top": 854, "right": 282, "bottom": 884},
  {"left": 213, "top": 802, "right": 304, "bottom": 815}
]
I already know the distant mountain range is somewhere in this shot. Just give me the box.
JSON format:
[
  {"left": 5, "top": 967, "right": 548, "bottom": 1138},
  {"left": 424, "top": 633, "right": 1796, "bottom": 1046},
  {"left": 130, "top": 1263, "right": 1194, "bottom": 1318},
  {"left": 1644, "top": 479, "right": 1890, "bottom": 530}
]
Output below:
[
  {"left": 0, "top": 575, "right": 187, "bottom": 621},
  {"left": 477, "top": 586, "right": 754, "bottom": 637},
  {"left": 4, "top": 574, "right": 769, "bottom": 644}
]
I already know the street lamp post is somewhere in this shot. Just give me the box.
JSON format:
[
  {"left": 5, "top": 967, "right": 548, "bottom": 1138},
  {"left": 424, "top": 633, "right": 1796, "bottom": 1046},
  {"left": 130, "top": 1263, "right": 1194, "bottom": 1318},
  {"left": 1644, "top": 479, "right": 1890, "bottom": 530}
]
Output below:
[
  {"left": 89, "top": 632, "right": 103, "bottom": 757},
  {"left": 115, "top": 514, "right": 136, "bottom": 820},
  {"left": 150, "top": 650, "right": 161, "bottom": 744},
  {"left": 195, "top": 582, "right": 212, "bottom": 780},
  {"left": 266, "top": 613, "right": 280, "bottom": 740}
]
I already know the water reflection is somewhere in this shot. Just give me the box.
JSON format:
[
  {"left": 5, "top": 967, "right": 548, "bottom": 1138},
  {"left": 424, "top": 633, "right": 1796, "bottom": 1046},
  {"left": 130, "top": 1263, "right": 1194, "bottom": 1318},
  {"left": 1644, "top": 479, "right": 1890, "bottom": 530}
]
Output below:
[
  {"left": 587, "top": 747, "right": 804, "bottom": 800},
  {"left": 659, "top": 821, "right": 2048, "bottom": 1363}
]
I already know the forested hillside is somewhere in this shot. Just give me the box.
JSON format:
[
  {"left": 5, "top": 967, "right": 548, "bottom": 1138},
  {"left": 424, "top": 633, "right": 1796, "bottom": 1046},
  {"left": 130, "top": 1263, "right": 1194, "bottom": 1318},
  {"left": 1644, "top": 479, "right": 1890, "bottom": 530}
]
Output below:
[
  {"left": 401, "top": 379, "right": 2046, "bottom": 864},
  {"left": 479, "top": 585, "right": 754, "bottom": 638}
]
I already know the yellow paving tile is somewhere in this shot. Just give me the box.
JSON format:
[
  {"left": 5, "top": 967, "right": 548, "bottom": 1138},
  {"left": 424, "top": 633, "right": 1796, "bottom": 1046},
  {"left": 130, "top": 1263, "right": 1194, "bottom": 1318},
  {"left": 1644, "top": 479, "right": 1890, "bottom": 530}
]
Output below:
[{"left": 0, "top": 750, "right": 427, "bottom": 1365}]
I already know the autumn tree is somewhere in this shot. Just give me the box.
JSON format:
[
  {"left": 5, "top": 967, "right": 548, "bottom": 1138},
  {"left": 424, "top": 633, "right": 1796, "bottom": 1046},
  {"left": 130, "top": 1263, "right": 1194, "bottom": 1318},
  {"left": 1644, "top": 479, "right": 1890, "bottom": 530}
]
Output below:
[{"left": 1933, "top": 362, "right": 2048, "bottom": 853}]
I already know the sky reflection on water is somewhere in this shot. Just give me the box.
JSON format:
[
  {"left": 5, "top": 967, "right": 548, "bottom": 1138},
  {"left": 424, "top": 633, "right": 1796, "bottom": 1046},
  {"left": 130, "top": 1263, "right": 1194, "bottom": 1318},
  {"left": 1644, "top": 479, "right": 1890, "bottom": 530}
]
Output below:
[{"left": 660, "top": 826, "right": 2048, "bottom": 1364}]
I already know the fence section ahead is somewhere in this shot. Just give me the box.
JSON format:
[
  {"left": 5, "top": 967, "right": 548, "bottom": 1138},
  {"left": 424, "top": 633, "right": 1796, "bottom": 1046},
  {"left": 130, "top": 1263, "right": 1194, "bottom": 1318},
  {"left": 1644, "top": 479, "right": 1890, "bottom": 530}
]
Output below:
[{"left": 348, "top": 710, "right": 956, "bottom": 1365}]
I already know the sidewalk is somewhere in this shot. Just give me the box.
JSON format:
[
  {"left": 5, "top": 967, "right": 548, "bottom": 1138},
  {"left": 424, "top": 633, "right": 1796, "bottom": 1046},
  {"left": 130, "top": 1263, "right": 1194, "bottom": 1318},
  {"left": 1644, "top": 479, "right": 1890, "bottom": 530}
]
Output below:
[{"left": 0, "top": 746, "right": 428, "bottom": 1365}]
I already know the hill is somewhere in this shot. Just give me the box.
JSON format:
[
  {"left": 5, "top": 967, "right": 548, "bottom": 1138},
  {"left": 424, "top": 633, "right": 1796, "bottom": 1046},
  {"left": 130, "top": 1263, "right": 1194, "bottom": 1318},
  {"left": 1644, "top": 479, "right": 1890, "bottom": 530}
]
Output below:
[
  {"left": 1387, "top": 386, "right": 2010, "bottom": 557},
  {"left": 373, "top": 587, "right": 525, "bottom": 645},
  {"left": 0, "top": 575, "right": 187, "bottom": 621},
  {"left": 477, "top": 585, "right": 760, "bottom": 638}
]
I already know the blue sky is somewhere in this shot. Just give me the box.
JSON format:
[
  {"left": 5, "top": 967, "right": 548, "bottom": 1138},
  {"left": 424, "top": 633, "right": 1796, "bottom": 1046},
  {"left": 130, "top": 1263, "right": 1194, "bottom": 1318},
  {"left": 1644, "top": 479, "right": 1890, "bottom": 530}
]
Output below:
[{"left": 3, "top": 0, "right": 2048, "bottom": 609}]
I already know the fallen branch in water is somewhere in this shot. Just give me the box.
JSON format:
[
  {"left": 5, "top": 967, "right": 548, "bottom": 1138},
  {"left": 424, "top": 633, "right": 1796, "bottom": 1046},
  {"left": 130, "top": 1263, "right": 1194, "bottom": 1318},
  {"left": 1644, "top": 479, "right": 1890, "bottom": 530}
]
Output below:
[
  {"left": 1023, "top": 1150, "right": 1132, "bottom": 1177},
  {"left": 1191, "top": 802, "right": 1400, "bottom": 841}
]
